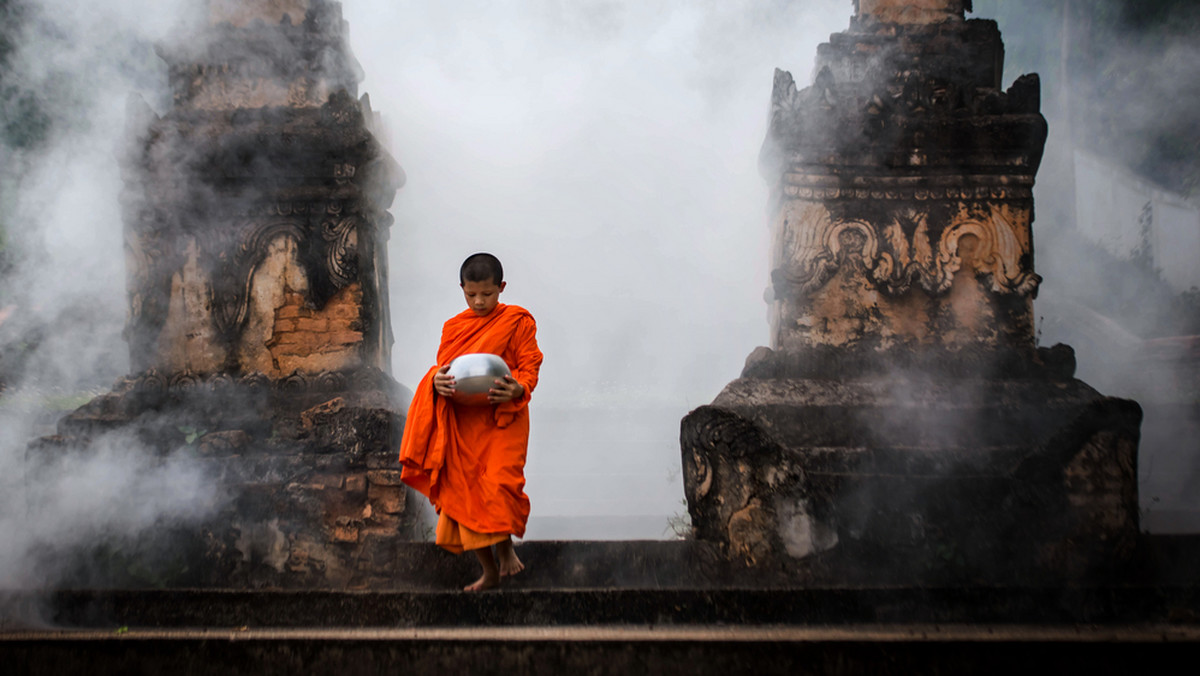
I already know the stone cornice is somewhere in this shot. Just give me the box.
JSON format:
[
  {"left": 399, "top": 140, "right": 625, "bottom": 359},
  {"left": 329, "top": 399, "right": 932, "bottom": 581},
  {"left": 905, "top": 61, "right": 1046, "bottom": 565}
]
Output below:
[{"left": 778, "top": 174, "right": 1034, "bottom": 202}]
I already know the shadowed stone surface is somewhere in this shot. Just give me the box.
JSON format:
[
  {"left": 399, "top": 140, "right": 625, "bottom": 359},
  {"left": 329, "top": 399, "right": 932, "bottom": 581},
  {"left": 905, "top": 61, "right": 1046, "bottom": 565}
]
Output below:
[
  {"left": 4, "top": 627, "right": 1195, "bottom": 676},
  {"left": 4, "top": 535, "right": 1200, "bottom": 676},
  {"left": 682, "top": 363, "right": 1141, "bottom": 582}
]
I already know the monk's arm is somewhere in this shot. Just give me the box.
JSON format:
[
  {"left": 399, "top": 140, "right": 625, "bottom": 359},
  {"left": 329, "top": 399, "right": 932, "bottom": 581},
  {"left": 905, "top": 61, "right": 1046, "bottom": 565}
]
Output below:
[
  {"left": 432, "top": 319, "right": 457, "bottom": 397},
  {"left": 508, "top": 315, "right": 544, "bottom": 403}
]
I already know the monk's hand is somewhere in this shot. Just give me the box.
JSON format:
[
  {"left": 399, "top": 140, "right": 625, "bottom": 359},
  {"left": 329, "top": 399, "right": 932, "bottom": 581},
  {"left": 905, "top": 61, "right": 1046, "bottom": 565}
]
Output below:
[
  {"left": 433, "top": 365, "right": 456, "bottom": 397},
  {"left": 488, "top": 374, "right": 524, "bottom": 403}
]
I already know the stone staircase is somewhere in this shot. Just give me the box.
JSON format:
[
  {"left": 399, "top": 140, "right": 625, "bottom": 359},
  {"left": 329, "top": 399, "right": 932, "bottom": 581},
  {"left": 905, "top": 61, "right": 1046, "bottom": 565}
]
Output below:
[{"left": 4, "top": 539, "right": 1200, "bottom": 674}]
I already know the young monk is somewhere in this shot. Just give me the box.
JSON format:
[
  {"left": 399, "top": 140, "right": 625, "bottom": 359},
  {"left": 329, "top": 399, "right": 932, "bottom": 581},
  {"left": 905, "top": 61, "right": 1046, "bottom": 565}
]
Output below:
[{"left": 398, "top": 252, "right": 544, "bottom": 591}]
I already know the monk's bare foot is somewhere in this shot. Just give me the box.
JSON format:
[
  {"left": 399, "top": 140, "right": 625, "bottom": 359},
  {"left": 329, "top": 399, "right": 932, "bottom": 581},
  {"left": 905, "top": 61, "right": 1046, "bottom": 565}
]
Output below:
[
  {"left": 466, "top": 546, "right": 500, "bottom": 591},
  {"left": 497, "top": 539, "right": 525, "bottom": 578},
  {"left": 463, "top": 571, "right": 500, "bottom": 592}
]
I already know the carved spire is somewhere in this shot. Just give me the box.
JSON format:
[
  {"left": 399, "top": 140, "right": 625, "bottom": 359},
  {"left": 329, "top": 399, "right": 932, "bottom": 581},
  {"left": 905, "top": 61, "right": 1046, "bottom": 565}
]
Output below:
[{"left": 762, "top": 3, "right": 1045, "bottom": 356}]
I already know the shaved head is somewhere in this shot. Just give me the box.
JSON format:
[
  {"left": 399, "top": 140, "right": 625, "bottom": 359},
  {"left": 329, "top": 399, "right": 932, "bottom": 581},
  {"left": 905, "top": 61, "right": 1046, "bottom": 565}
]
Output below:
[{"left": 460, "top": 252, "right": 504, "bottom": 286}]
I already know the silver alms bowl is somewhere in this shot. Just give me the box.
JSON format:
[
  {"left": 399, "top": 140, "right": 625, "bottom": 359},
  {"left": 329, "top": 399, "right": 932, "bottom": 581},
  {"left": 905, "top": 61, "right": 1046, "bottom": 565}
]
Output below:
[{"left": 446, "top": 353, "right": 512, "bottom": 405}]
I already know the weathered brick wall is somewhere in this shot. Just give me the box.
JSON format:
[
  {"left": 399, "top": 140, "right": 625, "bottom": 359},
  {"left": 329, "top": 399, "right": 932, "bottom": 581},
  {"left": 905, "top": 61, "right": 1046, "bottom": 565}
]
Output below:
[
  {"left": 322, "top": 467, "right": 409, "bottom": 545},
  {"left": 856, "top": 0, "right": 966, "bottom": 24},
  {"left": 268, "top": 283, "right": 365, "bottom": 375}
]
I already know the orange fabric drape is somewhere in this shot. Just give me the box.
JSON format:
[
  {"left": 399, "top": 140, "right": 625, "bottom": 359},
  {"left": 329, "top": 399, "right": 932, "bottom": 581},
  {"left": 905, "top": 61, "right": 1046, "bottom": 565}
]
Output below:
[
  {"left": 435, "top": 513, "right": 508, "bottom": 554},
  {"left": 399, "top": 304, "right": 543, "bottom": 543}
]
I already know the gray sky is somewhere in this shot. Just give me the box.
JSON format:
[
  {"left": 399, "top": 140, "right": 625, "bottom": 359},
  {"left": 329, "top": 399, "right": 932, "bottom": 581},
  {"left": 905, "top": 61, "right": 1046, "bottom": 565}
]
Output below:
[{"left": 340, "top": 0, "right": 849, "bottom": 408}]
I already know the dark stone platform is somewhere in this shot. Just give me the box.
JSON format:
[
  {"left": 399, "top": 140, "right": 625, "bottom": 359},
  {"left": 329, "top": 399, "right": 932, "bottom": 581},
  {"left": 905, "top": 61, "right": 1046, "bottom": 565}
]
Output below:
[
  {"left": 6, "top": 625, "right": 1197, "bottom": 676},
  {"left": 4, "top": 539, "right": 1199, "bottom": 674},
  {"left": 681, "top": 345, "right": 1142, "bottom": 584},
  {"left": 20, "top": 582, "right": 1200, "bottom": 630}
]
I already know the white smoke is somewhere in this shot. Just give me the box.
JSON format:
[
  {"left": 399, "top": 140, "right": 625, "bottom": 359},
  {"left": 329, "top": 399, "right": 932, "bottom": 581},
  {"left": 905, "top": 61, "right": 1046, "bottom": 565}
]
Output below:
[
  {"left": 12, "top": 0, "right": 1185, "bottom": 563},
  {"left": 342, "top": 0, "right": 849, "bottom": 536},
  {"left": 0, "top": 0, "right": 216, "bottom": 592},
  {"left": 972, "top": 0, "right": 1200, "bottom": 532},
  {"left": 0, "top": 420, "right": 220, "bottom": 590}
]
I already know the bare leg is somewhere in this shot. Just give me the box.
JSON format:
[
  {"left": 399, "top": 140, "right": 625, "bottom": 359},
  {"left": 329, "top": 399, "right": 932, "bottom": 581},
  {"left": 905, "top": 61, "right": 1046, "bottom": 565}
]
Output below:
[
  {"left": 496, "top": 537, "right": 524, "bottom": 578},
  {"left": 464, "top": 546, "right": 500, "bottom": 591}
]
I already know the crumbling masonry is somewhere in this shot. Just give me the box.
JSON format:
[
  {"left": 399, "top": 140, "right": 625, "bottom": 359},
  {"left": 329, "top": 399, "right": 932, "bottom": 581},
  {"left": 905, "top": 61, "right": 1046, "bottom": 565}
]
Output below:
[
  {"left": 681, "top": 0, "right": 1141, "bottom": 583},
  {"left": 40, "top": 0, "right": 418, "bottom": 588}
]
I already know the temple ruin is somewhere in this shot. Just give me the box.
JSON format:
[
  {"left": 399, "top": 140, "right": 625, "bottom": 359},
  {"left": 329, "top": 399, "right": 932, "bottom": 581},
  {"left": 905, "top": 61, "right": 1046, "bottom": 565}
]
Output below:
[
  {"left": 4, "top": 1, "right": 1198, "bottom": 672},
  {"left": 681, "top": 0, "right": 1141, "bottom": 582},
  {"left": 38, "top": 0, "right": 419, "bottom": 588}
]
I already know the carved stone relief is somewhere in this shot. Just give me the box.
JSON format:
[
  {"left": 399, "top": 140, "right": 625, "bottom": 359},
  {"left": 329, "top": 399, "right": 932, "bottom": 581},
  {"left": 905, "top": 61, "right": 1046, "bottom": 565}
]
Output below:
[{"left": 772, "top": 200, "right": 1040, "bottom": 303}]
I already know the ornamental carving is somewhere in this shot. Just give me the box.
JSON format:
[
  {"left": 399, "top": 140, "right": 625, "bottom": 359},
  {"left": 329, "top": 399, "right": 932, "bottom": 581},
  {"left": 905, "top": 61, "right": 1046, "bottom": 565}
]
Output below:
[
  {"left": 773, "top": 204, "right": 1040, "bottom": 301},
  {"left": 118, "top": 366, "right": 395, "bottom": 399}
]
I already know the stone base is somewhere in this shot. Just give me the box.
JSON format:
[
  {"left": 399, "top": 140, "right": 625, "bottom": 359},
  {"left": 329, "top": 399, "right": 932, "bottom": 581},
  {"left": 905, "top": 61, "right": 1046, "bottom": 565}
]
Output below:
[
  {"left": 680, "top": 350, "right": 1141, "bottom": 584},
  {"left": 27, "top": 367, "right": 423, "bottom": 589}
]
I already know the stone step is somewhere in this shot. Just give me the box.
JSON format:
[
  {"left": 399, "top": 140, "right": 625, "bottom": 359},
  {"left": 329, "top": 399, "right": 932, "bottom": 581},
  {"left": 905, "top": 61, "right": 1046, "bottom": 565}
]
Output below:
[
  {"left": 709, "top": 377, "right": 1136, "bottom": 451},
  {"left": 17, "top": 584, "right": 1200, "bottom": 630},
  {"left": 4, "top": 624, "right": 1198, "bottom": 676}
]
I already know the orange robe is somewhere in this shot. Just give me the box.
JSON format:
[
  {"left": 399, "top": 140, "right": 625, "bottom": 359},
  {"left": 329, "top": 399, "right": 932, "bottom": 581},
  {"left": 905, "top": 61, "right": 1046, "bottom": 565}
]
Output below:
[{"left": 399, "top": 303, "right": 543, "bottom": 552}]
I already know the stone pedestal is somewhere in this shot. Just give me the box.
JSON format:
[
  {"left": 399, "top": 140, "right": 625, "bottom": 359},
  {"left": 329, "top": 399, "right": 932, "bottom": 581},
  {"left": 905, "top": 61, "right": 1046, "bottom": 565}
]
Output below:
[
  {"left": 682, "top": 348, "right": 1141, "bottom": 582},
  {"left": 681, "top": 4, "right": 1140, "bottom": 583}
]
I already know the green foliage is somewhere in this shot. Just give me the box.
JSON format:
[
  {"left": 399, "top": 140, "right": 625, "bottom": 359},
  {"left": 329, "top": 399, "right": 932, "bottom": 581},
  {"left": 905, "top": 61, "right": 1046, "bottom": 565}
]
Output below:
[
  {"left": 178, "top": 425, "right": 208, "bottom": 445},
  {"left": 0, "top": 386, "right": 103, "bottom": 412},
  {"left": 665, "top": 498, "right": 693, "bottom": 540}
]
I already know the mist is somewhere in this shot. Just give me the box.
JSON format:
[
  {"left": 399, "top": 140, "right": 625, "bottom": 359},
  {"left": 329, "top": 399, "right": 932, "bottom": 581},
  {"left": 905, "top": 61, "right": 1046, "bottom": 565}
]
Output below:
[
  {"left": 346, "top": 0, "right": 848, "bottom": 402},
  {"left": 0, "top": 0, "right": 218, "bottom": 597},
  {"left": 341, "top": 0, "right": 849, "bottom": 537},
  {"left": 0, "top": 0, "right": 851, "bottom": 580},
  {"left": 1, "top": 0, "right": 1195, "bottom": 580},
  {"left": 972, "top": 0, "right": 1200, "bottom": 533}
]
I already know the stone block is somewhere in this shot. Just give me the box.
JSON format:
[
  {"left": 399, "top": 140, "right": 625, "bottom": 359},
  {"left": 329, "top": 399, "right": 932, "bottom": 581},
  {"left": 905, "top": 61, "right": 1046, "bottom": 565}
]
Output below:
[
  {"left": 331, "top": 516, "right": 361, "bottom": 543},
  {"left": 285, "top": 545, "right": 327, "bottom": 576},
  {"left": 275, "top": 351, "right": 359, "bottom": 374},
  {"left": 681, "top": 374, "right": 1142, "bottom": 583},
  {"left": 272, "top": 318, "right": 298, "bottom": 333},
  {"left": 345, "top": 472, "right": 367, "bottom": 495},
  {"left": 367, "top": 469, "right": 403, "bottom": 486},
  {"left": 293, "top": 317, "right": 329, "bottom": 332},
  {"left": 311, "top": 473, "right": 344, "bottom": 489},
  {"left": 327, "top": 318, "right": 359, "bottom": 332},
  {"left": 196, "top": 430, "right": 251, "bottom": 456},
  {"left": 857, "top": 0, "right": 966, "bottom": 24},
  {"left": 276, "top": 304, "right": 312, "bottom": 320},
  {"left": 269, "top": 332, "right": 307, "bottom": 345},
  {"left": 330, "top": 304, "right": 360, "bottom": 320},
  {"left": 366, "top": 453, "right": 395, "bottom": 469},
  {"left": 364, "top": 511, "right": 401, "bottom": 529},
  {"left": 300, "top": 397, "right": 346, "bottom": 430},
  {"left": 368, "top": 483, "right": 406, "bottom": 514},
  {"left": 327, "top": 330, "right": 364, "bottom": 346}
]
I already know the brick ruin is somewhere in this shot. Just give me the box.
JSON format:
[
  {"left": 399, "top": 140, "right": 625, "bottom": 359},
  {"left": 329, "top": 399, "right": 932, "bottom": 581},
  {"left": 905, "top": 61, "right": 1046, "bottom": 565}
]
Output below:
[
  {"left": 681, "top": 0, "right": 1142, "bottom": 583},
  {"left": 37, "top": 0, "right": 422, "bottom": 588}
]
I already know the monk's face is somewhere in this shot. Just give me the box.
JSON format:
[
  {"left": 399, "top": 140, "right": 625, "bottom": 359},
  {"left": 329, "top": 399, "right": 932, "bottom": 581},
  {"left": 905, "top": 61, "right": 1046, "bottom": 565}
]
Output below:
[{"left": 461, "top": 278, "right": 506, "bottom": 316}]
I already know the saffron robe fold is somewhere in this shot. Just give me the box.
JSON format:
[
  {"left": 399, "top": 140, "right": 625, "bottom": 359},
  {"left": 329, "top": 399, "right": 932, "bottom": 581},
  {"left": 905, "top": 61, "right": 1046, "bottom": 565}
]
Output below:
[{"left": 399, "top": 303, "right": 543, "bottom": 541}]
